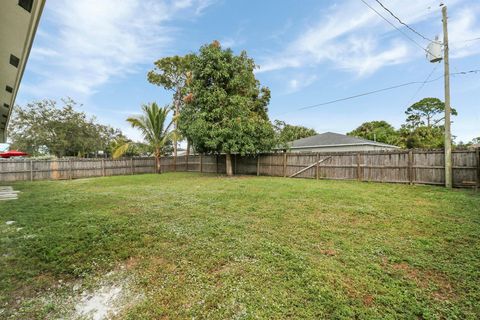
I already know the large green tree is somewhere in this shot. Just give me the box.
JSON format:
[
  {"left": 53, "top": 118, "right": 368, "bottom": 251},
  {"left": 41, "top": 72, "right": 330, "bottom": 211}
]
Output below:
[
  {"left": 113, "top": 102, "right": 172, "bottom": 173},
  {"left": 399, "top": 125, "right": 445, "bottom": 149},
  {"left": 147, "top": 55, "right": 194, "bottom": 163},
  {"left": 273, "top": 120, "right": 317, "bottom": 148},
  {"left": 405, "top": 97, "right": 457, "bottom": 128},
  {"left": 179, "top": 41, "right": 275, "bottom": 176},
  {"left": 9, "top": 98, "right": 123, "bottom": 157},
  {"left": 400, "top": 97, "right": 457, "bottom": 149},
  {"left": 347, "top": 120, "right": 401, "bottom": 146}
]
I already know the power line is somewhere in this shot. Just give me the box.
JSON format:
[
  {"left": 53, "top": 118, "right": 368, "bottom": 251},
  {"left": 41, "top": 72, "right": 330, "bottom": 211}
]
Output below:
[
  {"left": 359, "top": 0, "right": 434, "bottom": 56},
  {"left": 273, "top": 68, "right": 480, "bottom": 116},
  {"left": 297, "top": 76, "right": 444, "bottom": 111},
  {"left": 404, "top": 63, "right": 440, "bottom": 108},
  {"left": 451, "top": 37, "right": 480, "bottom": 44},
  {"left": 374, "top": 0, "right": 434, "bottom": 42},
  {"left": 451, "top": 69, "right": 480, "bottom": 75}
]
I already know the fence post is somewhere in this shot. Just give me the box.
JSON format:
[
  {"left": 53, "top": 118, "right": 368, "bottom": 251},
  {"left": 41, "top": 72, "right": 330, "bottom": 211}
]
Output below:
[
  {"left": 200, "top": 154, "right": 203, "bottom": 173},
  {"left": 70, "top": 159, "right": 73, "bottom": 180},
  {"left": 408, "top": 150, "right": 413, "bottom": 185},
  {"left": 101, "top": 159, "right": 105, "bottom": 177},
  {"left": 316, "top": 153, "right": 319, "bottom": 180},
  {"left": 476, "top": 148, "right": 480, "bottom": 190},
  {"left": 30, "top": 160, "right": 33, "bottom": 181},
  {"left": 186, "top": 154, "right": 189, "bottom": 172},
  {"left": 257, "top": 156, "right": 260, "bottom": 176},
  {"left": 131, "top": 158, "right": 134, "bottom": 175},
  {"left": 216, "top": 154, "right": 219, "bottom": 174},
  {"left": 283, "top": 153, "right": 287, "bottom": 177},
  {"left": 233, "top": 153, "right": 237, "bottom": 175},
  {"left": 356, "top": 153, "right": 361, "bottom": 181}
]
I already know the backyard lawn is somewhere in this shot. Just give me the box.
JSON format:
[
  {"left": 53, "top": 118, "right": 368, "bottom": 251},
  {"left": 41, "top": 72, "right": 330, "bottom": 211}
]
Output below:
[{"left": 1, "top": 173, "right": 479, "bottom": 319}]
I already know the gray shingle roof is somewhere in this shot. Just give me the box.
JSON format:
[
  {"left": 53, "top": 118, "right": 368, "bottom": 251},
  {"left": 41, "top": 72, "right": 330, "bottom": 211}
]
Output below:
[{"left": 288, "top": 132, "right": 398, "bottom": 148}]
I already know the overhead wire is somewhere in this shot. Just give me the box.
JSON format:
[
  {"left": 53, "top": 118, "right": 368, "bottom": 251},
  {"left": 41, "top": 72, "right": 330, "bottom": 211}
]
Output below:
[
  {"left": 452, "top": 37, "right": 480, "bottom": 44},
  {"left": 403, "top": 63, "right": 440, "bottom": 108},
  {"left": 359, "top": 0, "right": 435, "bottom": 57},
  {"left": 374, "top": 0, "right": 434, "bottom": 42},
  {"left": 272, "top": 69, "right": 480, "bottom": 117},
  {"left": 296, "top": 75, "right": 445, "bottom": 111}
]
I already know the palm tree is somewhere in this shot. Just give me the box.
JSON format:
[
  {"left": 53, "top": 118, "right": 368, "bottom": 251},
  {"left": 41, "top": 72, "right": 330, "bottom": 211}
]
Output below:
[{"left": 113, "top": 102, "right": 172, "bottom": 173}]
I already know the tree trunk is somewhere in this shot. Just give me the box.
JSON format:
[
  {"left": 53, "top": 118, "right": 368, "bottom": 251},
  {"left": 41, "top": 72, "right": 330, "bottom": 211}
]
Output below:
[
  {"left": 155, "top": 148, "right": 161, "bottom": 174},
  {"left": 226, "top": 153, "right": 233, "bottom": 176},
  {"left": 155, "top": 156, "right": 160, "bottom": 174},
  {"left": 186, "top": 139, "right": 191, "bottom": 158}
]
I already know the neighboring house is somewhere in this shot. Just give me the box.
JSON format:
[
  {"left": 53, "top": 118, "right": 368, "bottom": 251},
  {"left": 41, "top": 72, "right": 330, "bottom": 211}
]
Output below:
[
  {"left": 0, "top": 0, "right": 46, "bottom": 143},
  {"left": 282, "top": 132, "right": 399, "bottom": 152}
]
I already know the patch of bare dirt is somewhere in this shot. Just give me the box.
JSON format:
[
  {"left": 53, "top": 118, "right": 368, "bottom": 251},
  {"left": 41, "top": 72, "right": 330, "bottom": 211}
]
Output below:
[{"left": 390, "top": 262, "right": 455, "bottom": 301}]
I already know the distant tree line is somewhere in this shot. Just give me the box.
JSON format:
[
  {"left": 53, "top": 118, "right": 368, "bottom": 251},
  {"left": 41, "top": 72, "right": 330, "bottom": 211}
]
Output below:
[
  {"left": 347, "top": 97, "right": 477, "bottom": 149},
  {"left": 8, "top": 98, "right": 131, "bottom": 157}
]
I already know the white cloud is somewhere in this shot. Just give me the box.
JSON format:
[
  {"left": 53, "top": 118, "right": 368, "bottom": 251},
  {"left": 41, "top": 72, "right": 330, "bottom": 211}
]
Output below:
[
  {"left": 449, "top": 5, "right": 480, "bottom": 58},
  {"left": 287, "top": 74, "right": 318, "bottom": 93},
  {"left": 220, "top": 38, "right": 238, "bottom": 49},
  {"left": 24, "top": 0, "right": 215, "bottom": 98},
  {"left": 257, "top": 0, "right": 467, "bottom": 76}
]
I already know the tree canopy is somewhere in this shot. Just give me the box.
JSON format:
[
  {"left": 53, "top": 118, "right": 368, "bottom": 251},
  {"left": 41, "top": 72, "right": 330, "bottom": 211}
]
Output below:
[
  {"left": 405, "top": 97, "right": 457, "bottom": 128},
  {"left": 347, "top": 121, "right": 400, "bottom": 146},
  {"left": 274, "top": 120, "right": 317, "bottom": 148},
  {"left": 147, "top": 54, "right": 194, "bottom": 160},
  {"left": 179, "top": 41, "right": 275, "bottom": 175},
  {"left": 147, "top": 55, "right": 194, "bottom": 92},
  {"left": 9, "top": 99, "right": 123, "bottom": 157},
  {"left": 399, "top": 125, "right": 445, "bottom": 149},
  {"left": 346, "top": 97, "right": 462, "bottom": 150}
]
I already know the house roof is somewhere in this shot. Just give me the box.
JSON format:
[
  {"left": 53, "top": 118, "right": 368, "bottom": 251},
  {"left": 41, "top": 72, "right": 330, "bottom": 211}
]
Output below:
[
  {"left": 0, "top": 0, "right": 46, "bottom": 143},
  {"left": 288, "top": 132, "right": 399, "bottom": 149}
]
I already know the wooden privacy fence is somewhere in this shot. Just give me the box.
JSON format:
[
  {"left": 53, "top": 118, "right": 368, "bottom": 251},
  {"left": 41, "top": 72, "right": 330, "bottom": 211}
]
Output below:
[
  {"left": 0, "top": 158, "right": 156, "bottom": 182},
  {"left": 1, "top": 149, "right": 479, "bottom": 188},
  {"left": 160, "top": 149, "right": 480, "bottom": 188}
]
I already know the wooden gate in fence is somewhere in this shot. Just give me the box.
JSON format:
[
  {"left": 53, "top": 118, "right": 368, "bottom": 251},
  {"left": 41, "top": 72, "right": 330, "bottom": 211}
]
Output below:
[{"left": 1, "top": 149, "right": 479, "bottom": 188}]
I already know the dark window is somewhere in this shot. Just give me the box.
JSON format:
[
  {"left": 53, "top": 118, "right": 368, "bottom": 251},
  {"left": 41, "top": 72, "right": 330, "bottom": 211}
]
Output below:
[
  {"left": 2, "top": 114, "right": 8, "bottom": 118},
  {"left": 5, "top": 86, "right": 13, "bottom": 93},
  {"left": 4, "top": 104, "right": 10, "bottom": 109},
  {"left": 18, "top": 0, "right": 33, "bottom": 13},
  {"left": 10, "top": 54, "right": 20, "bottom": 68}
]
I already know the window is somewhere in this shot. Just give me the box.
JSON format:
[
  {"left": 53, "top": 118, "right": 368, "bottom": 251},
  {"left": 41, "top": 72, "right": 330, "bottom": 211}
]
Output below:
[
  {"left": 10, "top": 54, "right": 20, "bottom": 68},
  {"left": 18, "top": 0, "right": 33, "bottom": 13},
  {"left": 4, "top": 104, "right": 10, "bottom": 109},
  {"left": 5, "top": 86, "right": 13, "bottom": 93}
]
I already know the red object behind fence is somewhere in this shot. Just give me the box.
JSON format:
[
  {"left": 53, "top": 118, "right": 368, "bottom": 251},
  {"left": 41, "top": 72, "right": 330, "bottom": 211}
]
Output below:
[{"left": 0, "top": 150, "right": 29, "bottom": 158}]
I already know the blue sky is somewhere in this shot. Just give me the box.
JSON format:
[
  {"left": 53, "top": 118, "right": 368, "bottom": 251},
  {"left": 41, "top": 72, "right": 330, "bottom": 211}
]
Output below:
[{"left": 16, "top": 0, "right": 480, "bottom": 143}]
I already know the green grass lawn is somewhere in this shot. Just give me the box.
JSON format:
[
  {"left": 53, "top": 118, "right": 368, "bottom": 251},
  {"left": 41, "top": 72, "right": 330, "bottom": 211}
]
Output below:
[{"left": 1, "top": 173, "right": 479, "bottom": 319}]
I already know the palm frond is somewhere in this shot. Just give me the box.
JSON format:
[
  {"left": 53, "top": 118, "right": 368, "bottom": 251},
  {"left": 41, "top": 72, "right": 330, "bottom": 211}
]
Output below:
[
  {"left": 125, "top": 102, "right": 173, "bottom": 155},
  {"left": 112, "top": 142, "right": 131, "bottom": 159}
]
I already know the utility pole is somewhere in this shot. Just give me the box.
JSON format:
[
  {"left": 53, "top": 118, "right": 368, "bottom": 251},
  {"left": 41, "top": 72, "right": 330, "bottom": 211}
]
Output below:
[{"left": 442, "top": 5, "right": 452, "bottom": 188}]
